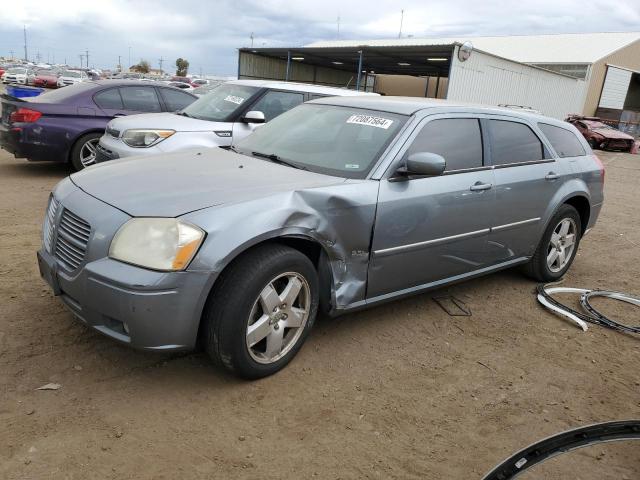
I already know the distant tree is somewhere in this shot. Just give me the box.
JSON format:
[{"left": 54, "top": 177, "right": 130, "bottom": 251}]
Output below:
[
  {"left": 176, "top": 58, "right": 189, "bottom": 76},
  {"left": 132, "top": 59, "right": 151, "bottom": 74}
]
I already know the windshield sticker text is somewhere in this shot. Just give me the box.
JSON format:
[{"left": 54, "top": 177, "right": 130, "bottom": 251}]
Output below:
[
  {"left": 224, "top": 95, "right": 245, "bottom": 105},
  {"left": 346, "top": 115, "right": 393, "bottom": 129},
  {"left": 345, "top": 164, "right": 360, "bottom": 169}
]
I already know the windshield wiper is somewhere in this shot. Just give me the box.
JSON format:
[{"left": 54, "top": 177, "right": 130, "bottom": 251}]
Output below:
[
  {"left": 176, "top": 111, "right": 192, "bottom": 118},
  {"left": 251, "top": 151, "right": 308, "bottom": 171}
]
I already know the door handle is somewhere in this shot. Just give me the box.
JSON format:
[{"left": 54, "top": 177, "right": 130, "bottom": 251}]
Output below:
[
  {"left": 469, "top": 182, "right": 493, "bottom": 191},
  {"left": 545, "top": 172, "right": 560, "bottom": 181}
]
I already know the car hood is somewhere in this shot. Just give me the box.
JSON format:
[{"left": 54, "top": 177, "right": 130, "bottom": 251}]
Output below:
[
  {"left": 592, "top": 128, "right": 633, "bottom": 140},
  {"left": 69, "top": 147, "right": 346, "bottom": 217},
  {"left": 109, "top": 112, "right": 227, "bottom": 132}
]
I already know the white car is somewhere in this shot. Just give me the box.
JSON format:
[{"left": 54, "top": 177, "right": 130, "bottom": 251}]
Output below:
[
  {"left": 95, "top": 80, "right": 378, "bottom": 162},
  {"left": 57, "top": 70, "right": 89, "bottom": 87},
  {"left": 2, "top": 67, "right": 28, "bottom": 84}
]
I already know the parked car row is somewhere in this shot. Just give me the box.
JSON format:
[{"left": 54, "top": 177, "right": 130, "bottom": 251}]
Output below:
[
  {"left": 1, "top": 79, "right": 374, "bottom": 170},
  {"left": 35, "top": 95, "right": 604, "bottom": 378}
]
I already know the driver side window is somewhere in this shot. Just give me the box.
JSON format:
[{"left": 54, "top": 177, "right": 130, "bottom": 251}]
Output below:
[{"left": 406, "top": 118, "right": 484, "bottom": 172}]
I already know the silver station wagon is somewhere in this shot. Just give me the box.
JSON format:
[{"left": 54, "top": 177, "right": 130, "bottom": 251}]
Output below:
[{"left": 38, "top": 97, "right": 604, "bottom": 378}]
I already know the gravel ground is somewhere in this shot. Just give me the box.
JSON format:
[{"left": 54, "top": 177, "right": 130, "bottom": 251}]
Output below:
[{"left": 0, "top": 147, "right": 638, "bottom": 479}]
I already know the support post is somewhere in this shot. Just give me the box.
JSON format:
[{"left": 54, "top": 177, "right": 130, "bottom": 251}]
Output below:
[
  {"left": 435, "top": 75, "right": 440, "bottom": 98},
  {"left": 356, "top": 50, "right": 364, "bottom": 91},
  {"left": 285, "top": 51, "right": 291, "bottom": 81}
]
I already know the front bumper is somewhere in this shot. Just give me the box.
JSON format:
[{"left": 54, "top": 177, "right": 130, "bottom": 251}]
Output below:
[{"left": 37, "top": 183, "right": 213, "bottom": 350}]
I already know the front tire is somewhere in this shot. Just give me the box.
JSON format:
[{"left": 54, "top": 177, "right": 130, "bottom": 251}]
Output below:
[
  {"left": 70, "top": 133, "right": 102, "bottom": 171},
  {"left": 524, "top": 204, "right": 582, "bottom": 282},
  {"left": 202, "top": 244, "right": 319, "bottom": 379}
]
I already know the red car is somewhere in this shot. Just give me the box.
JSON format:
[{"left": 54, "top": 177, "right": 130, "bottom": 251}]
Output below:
[
  {"left": 171, "top": 75, "right": 198, "bottom": 87},
  {"left": 33, "top": 71, "right": 60, "bottom": 88},
  {"left": 566, "top": 115, "right": 635, "bottom": 151}
]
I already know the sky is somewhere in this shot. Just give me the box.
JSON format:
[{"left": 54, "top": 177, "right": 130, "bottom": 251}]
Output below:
[{"left": 1, "top": 0, "right": 639, "bottom": 76}]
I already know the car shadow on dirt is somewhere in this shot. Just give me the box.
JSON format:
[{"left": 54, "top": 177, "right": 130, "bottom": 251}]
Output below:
[{"left": 0, "top": 159, "right": 71, "bottom": 178}]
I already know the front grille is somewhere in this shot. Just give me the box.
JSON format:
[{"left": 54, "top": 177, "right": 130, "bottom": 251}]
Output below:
[
  {"left": 43, "top": 196, "right": 60, "bottom": 254},
  {"left": 54, "top": 209, "right": 91, "bottom": 271}
]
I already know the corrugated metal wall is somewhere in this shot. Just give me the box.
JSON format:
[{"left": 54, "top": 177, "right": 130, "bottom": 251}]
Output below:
[
  {"left": 447, "top": 47, "right": 587, "bottom": 119},
  {"left": 238, "top": 51, "right": 355, "bottom": 88}
]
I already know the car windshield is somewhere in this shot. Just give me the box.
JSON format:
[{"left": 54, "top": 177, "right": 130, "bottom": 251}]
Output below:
[
  {"left": 8, "top": 67, "right": 26, "bottom": 74},
  {"left": 234, "top": 103, "right": 407, "bottom": 179},
  {"left": 62, "top": 70, "right": 82, "bottom": 78},
  {"left": 180, "top": 83, "right": 260, "bottom": 121}
]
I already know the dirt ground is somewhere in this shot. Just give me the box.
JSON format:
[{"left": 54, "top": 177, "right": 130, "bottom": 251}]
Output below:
[{"left": 0, "top": 146, "right": 639, "bottom": 479}]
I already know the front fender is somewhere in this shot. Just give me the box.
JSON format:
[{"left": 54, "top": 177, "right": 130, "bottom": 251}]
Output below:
[{"left": 183, "top": 182, "right": 380, "bottom": 309}]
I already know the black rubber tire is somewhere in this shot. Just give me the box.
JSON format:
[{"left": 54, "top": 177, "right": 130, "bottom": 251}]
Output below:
[
  {"left": 202, "top": 244, "right": 319, "bottom": 379},
  {"left": 523, "top": 204, "right": 582, "bottom": 282},
  {"left": 70, "top": 132, "right": 102, "bottom": 171},
  {"left": 588, "top": 138, "right": 598, "bottom": 150}
]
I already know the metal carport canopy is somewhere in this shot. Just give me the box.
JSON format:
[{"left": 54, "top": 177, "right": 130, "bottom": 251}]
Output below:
[{"left": 238, "top": 44, "right": 456, "bottom": 77}]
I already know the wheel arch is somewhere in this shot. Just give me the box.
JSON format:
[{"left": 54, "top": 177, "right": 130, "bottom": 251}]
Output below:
[
  {"left": 563, "top": 195, "right": 590, "bottom": 234},
  {"left": 196, "top": 233, "right": 337, "bottom": 340}
]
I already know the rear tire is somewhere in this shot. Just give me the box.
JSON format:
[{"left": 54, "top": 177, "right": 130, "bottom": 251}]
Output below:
[
  {"left": 202, "top": 244, "right": 319, "bottom": 379},
  {"left": 70, "top": 133, "right": 102, "bottom": 171},
  {"left": 523, "top": 204, "right": 582, "bottom": 282}
]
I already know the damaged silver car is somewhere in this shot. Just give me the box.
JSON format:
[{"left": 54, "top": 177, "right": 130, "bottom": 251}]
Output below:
[{"left": 37, "top": 97, "right": 604, "bottom": 378}]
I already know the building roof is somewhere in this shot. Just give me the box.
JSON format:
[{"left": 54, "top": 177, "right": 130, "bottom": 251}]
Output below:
[{"left": 306, "top": 31, "right": 640, "bottom": 64}]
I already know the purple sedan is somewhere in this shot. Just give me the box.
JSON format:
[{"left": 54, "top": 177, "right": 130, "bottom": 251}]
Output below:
[{"left": 0, "top": 80, "right": 197, "bottom": 170}]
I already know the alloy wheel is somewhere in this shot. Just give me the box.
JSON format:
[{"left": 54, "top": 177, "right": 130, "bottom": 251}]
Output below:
[
  {"left": 245, "top": 272, "right": 311, "bottom": 364},
  {"left": 79, "top": 138, "right": 99, "bottom": 167},
  {"left": 547, "top": 218, "right": 577, "bottom": 273}
]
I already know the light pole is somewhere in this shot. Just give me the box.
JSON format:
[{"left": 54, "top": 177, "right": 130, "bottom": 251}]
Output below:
[{"left": 128, "top": 46, "right": 131, "bottom": 71}]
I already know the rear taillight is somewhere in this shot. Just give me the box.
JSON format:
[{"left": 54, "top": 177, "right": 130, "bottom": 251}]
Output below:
[
  {"left": 10, "top": 108, "right": 42, "bottom": 123},
  {"left": 593, "top": 154, "right": 605, "bottom": 182}
]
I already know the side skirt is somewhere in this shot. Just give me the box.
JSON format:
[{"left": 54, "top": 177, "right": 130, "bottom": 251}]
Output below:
[{"left": 331, "top": 256, "right": 530, "bottom": 316}]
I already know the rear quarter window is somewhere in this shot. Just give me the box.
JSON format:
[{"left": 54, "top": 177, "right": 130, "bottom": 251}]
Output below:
[{"left": 538, "top": 123, "right": 586, "bottom": 158}]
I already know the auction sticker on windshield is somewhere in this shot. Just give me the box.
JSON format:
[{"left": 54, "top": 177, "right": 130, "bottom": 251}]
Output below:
[
  {"left": 346, "top": 114, "right": 394, "bottom": 129},
  {"left": 224, "top": 95, "right": 245, "bottom": 105}
]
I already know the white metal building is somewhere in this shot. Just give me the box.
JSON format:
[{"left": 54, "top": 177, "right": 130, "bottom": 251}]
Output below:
[{"left": 238, "top": 32, "right": 640, "bottom": 124}]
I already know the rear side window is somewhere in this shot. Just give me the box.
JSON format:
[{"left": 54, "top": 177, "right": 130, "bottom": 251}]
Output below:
[
  {"left": 251, "top": 90, "right": 305, "bottom": 122},
  {"left": 489, "top": 120, "right": 544, "bottom": 165},
  {"left": 538, "top": 123, "right": 586, "bottom": 158},
  {"left": 407, "top": 118, "right": 483, "bottom": 171},
  {"left": 120, "top": 86, "right": 162, "bottom": 112},
  {"left": 160, "top": 88, "right": 195, "bottom": 111},
  {"left": 94, "top": 88, "right": 123, "bottom": 109}
]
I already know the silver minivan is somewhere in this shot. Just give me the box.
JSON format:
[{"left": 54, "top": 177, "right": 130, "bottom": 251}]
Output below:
[{"left": 95, "top": 80, "right": 376, "bottom": 162}]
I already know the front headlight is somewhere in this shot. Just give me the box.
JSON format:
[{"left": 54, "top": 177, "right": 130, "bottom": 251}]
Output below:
[
  {"left": 122, "top": 129, "right": 175, "bottom": 148},
  {"left": 109, "top": 218, "right": 205, "bottom": 271}
]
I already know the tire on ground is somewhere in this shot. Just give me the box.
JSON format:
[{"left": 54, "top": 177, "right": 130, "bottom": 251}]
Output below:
[{"left": 202, "top": 243, "right": 319, "bottom": 379}]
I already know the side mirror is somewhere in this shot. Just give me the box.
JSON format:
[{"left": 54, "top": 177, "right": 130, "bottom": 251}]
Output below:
[
  {"left": 398, "top": 152, "right": 446, "bottom": 177},
  {"left": 242, "top": 111, "right": 265, "bottom": 124}
]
